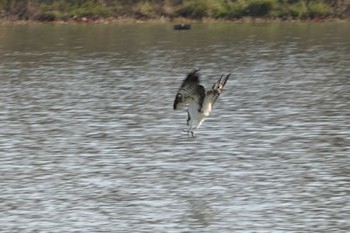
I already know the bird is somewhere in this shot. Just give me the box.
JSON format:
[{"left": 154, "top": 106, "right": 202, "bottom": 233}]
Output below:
[
  {"left": 173, "top": 69, "right": 230, "bottom": 137},
  {"left": 174, "top": 24, "right": 191, "bottom": 30}
]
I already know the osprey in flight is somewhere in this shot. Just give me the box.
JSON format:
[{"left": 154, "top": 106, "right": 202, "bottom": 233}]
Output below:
[{"left": 173, "top": 69, "right": 230, "bottom": 137}]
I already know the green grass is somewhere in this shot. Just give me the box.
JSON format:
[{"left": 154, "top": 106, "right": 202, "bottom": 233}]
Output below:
[
  {"left": 275, "top": 0, "right": 334, "bottom": 19},
  {"left": 39, "top": 0, "right": 115, "bottom": 19}
]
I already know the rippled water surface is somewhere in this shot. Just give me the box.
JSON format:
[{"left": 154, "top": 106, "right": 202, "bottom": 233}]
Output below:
[{"left": 0, "top": 23, "right": 349, "bottom": 232}]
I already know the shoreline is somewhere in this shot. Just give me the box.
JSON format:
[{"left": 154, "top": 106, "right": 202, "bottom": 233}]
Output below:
[{"left": 1, "top": 16, "right": 349, "bottom": 25}]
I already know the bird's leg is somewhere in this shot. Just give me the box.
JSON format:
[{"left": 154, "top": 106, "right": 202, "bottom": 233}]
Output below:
[{"left": 190, "top": 130, "right": 195, "bottom": 138}]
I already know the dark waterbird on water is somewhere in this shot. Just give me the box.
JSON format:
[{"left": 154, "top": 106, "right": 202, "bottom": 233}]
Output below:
[
  {"left": 174, "top": 24, "right": 191, "bottom": 30},
  {"left": 173, "top": 69, "right": 230, "bottom": 137}
]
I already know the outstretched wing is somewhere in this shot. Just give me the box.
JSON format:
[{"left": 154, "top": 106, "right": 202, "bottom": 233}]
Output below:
[
  {"left": 173, "top": 70, "right": 206, "bottom": 110},
  {"left": 200, "top": 73, "right": 230, "bottom": 116}
]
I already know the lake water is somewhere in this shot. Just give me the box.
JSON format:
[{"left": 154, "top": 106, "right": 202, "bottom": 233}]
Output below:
[{"left": 0, "top": 23, "right": 349, "bottom": 232}]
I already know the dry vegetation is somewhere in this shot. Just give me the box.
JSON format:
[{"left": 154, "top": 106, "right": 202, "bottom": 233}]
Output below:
[{"left": 0, "top": 0, "right": 349, "bottom": 22}]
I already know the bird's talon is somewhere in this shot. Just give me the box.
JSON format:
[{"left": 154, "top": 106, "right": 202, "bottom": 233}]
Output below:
[{"left": 183, "top": 128, "right": 195, "bottom": 138}]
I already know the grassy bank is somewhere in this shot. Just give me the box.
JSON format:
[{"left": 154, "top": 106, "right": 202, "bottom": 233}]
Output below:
[{"left": 0, "top": 0, "right": 349, "bottom": 22}]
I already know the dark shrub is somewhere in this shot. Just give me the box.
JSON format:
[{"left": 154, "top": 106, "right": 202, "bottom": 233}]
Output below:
[{"left": 245, "top": 0, "right": 277, "bottom": 17}]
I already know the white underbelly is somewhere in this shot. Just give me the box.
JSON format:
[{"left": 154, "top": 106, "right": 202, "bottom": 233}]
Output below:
[{"left": 188, "top": 103, "right": 206, "bottom": 130}]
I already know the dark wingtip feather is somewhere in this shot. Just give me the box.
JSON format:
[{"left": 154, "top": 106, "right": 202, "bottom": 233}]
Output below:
[
  {"left": 184, "top": 69, "right": 200, "bottom": 84},
  {"left": 223, "top": 73, "right": 230, "bottom": 85},
  {"left": 211, "top": 73, "right": 230, "bottom": 92}
]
